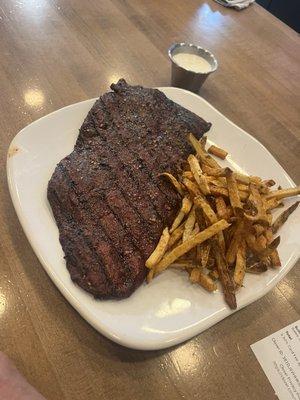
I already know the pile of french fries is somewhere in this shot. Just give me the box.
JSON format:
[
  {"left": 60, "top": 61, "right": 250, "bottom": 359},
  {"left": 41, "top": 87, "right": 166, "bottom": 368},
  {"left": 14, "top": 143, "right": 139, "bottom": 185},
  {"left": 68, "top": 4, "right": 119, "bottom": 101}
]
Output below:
[{"left": 146, "top": 133, "right": 300, "bottom": 309}]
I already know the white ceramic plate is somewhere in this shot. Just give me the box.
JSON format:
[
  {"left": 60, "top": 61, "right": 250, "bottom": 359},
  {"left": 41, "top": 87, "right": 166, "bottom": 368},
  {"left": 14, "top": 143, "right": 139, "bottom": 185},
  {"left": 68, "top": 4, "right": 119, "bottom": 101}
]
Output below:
[{"left": 7, "top": 88, "right": 300, "bottom": 350}]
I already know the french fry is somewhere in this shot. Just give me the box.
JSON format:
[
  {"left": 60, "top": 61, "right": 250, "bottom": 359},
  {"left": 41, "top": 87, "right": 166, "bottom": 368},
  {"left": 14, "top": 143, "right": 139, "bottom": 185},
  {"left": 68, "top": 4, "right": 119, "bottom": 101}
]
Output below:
[
  {"left": 256, "top": 234, "right": 267, "bottom": 249},
  {"left": 208, "top": 145, "right": 228, "bottom": 160},
  {"left": 159, "top": 173, "right": 184, "bottom": 196},
  {"left": 182, "top": 171, "right": 194, "bottom": 180},
  {"left": 182, "top": 178, "right": 201, "bottom": 197},
  {"left": 146, "top": 228, "right": 170, "bottom": 269},
  {"left": 264, "top": 227, "right": 273, "bottom": 244},
  {"left": 266, "top": 187, "right": 300, "bottom": 200},
  {"left": 194, "top": 196, "right": 218, "bottom": 224},
  {"left": 170, "top": 262, "right": 195, "bottom": 269},
  {"left": 168, "top": 223, "right": 185, "bottom": 249},
  {"left": 263, "top": 179, "right": 276, "bottom": 187},
  {"left": 190, "top": 268, "right": 217, "bottom": 292},
  {"left": 197, "top": 242, "right": 211, "bottom": 268},
  {"left": 247, "top": 235, "right": 280, "bottom": 257},
  {"left": 202, "top": 165, "right": 226, "bottom": 177},
  {"left": 170, "top": 196, "right": 192, "bottom": 232},
  {"left": 234, "top": 240, "right": 246, "bottom": 287},
  {"left": 213, "top": 242, "right": 237, "bottom": 309},
  {"left": 265, "top": 198, "right": 284, "bottom": 211},
  {"left": 190, "top": 223, "right": 200, "bottom": 237},
  {"left": 272, "top": 201, "right": 299, "bottom": 234},
  {"left": 188, "top": 154, "right": 211, "bottom": 195},
  {"left": 246, "top": 261, "right": 269, "bottom": 274},
  {"left": 182, "top": 208, "right": 196, "bottom": 242},
  {"left": 244, "top": 184, "right": 269, "bottom": 225},
  {"left": 234, "top": 172, "right": 251, "bottom": 185},
  {"left": 200, "top": 135, "right": 207, "bottom": 149},
  {"left": 264, "top": 227, "right": 280, "bottom": 268},
  {"left": 202, "top": 165, "right": 252, "bottom": 186},
  {"left": 215, "top": 197, "right": 229, "bottom": 220},
  {"left": 147, "top": 269, "right": 154, "bottom": 283},
  {"left": 154, "top": 220, "right": 230, "bottom": 275},
  {"left": 270, "top": 250, "right": 281, "bottom": 268},
  {"left": 226, "top": 219, "right": 245, "bottom": 265},
  {"left": 209, "top": 270, "right": 219, "bottom": 280},
  {"left": 188, "top": 133, "right": 220, "bottom": 169},
  {"left": 226, "top": 168, "right": 242, "bottom": 213},
  {"left": 253, "top": 224, "right": 265, "bottom": 236}
]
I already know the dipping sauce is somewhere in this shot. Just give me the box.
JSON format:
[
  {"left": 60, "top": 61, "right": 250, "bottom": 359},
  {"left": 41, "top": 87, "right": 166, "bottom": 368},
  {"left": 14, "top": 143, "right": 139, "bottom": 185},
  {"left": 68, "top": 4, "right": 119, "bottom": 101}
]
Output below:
[{"left": 173, "top": 53, "right": 212, "bottom": 73}]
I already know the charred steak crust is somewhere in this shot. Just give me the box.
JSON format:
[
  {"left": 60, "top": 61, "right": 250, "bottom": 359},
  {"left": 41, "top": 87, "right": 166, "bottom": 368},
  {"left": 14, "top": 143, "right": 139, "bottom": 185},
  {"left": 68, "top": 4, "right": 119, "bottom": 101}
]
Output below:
[{"left": 47, "top": 79, "right": 211, "bottom": 299}]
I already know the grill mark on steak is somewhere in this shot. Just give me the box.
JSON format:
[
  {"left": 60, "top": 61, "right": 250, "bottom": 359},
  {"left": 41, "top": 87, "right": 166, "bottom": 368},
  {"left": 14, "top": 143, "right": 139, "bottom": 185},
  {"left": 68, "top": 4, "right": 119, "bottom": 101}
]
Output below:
[
  {"left": 89, "top": 112, "right": 172, "bottom": 223},
  {"left": 48, "top": 79, "right": 211, "bottom": 299},
  {"left": 91, "top": 98, "right": 177, "bottom": 209},
  {"left": 48, "top": 188, "right": 116, "bottom": 295},
  {"left": 58, "top": 163, "right": 151, "bottom": 258},
  {"left": 50, "top": 169, "right": 142, "bottom": 297},
  {"left": 59, "top": 153, "right": 162, "bottom": 255}
]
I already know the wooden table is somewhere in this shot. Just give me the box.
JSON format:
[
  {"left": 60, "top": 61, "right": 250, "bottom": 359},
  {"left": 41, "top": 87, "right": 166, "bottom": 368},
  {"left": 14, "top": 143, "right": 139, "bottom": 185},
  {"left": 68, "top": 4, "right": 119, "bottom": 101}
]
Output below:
[{"left": 1, "top": 1, "right": 299, "bottom": 399}]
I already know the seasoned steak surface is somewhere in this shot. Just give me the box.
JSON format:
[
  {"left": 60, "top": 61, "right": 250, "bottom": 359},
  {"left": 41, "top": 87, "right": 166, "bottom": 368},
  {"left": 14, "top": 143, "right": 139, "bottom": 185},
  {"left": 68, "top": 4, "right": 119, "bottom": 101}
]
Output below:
[{"left": 48, "top": 79, "right": 211, "bottom": 299}]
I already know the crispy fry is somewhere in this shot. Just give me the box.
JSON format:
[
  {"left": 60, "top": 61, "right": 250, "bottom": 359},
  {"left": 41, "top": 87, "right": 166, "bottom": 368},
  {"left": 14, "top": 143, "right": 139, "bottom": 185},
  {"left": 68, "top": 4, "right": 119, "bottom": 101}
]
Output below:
[
  {"left": 197, "top": 242, "right": 211, "bottom": 268},
  {"left": 213, "top": 242, "right": 237, "bottom": 309},
  {"left": 192, "top": 223, "right": 200, "bottom": 235},
  {"left": 182, "top": 208, "right": 196, "bottom": 242},
  {"left": 188, "top": 133, "right": 220, "bottom": 169},
  {"left": 265, "top": 198, "right": 284, "bottom": 211},
  {"left": 170, "top": 197, "right": 192, "bottom": 233},
  {"left": 190, "top": 268, "right": 217, "bottom": 292},
  {"left": 244, "top": 184, "right": 269, "bottom": 225},
  {"left": 202, "top": 165, "right": 226, "bottom": 176},
  {"left": 272, "top": 201, "right": 299, "bottom": 234},
  {"left": 270, "top": 250, "right": 281, "bottom": 268},
  {"left": 194, "top": 196, "right": 218, "bottom": 224},
  {"left": 234, "top": 172, "right": 251, "bottom": 185},
  {"left": 200, "top": 135, "right": 207, "bottom": 149},
  {"left": 146, "top": 228, "right": 170, "bottom": 269},
  {"left": 154, "top": 220, "right": 230, "bottom": 275},
  {"left": 182, "top": 171, "right": 194, "bottom": 180},
  {"left": 168, "top": 223, "right": 185, "bottom": 249},
  {"left": 263, "top": 179, "right": 276, "bottom": 187},
  {"left": 247, "top": 235, "right": 280, "bottom": 257},
  {"left": 208, "top": 145, "right": 228, "bottom": 160},
  {"left": 256, "top": 234, "right": 267, "bottom": 249},
  {"left": 226, "top": 219, "right": 245, "bottom": 265},
  {"left": 209, "top": 270, "right": 219, "bottom": 280},
  {"left": 147, "top": 269, "right": 154, "bottom": 283},
  {"left": 246, "top": 261, "right": 268, "bottom": 274},
  {"left": 264, "top": 227, "right": 273, "bottom": 243},
  {"left": 215, "top": 197, "right": 229, "bottom": 220},
  {"left": 170, "top": 262, "right": 195, "bottom": 269},
  {"left": 188, "top": 154, "right": 211, "bottom": 195},
  {"left": 253, "top": 224, "right": 265, "bottom": 236},
  {"left": 202, "top": 166, "right": 251, "bottom": 185},
  {"left": 225, "top": 168, "right": 242, "bottom": 213},
  {"left": 234, "top": 240, "right": 246, "bottom": 287},
  {"left": 159, "top": 173, "right": 184, "bottom": 196},
  {"left": 182, "top": 178, "right": 201, "bottom": 197},
  {"left": 266, "top": 187, "right": 300, "bottom": 200}
]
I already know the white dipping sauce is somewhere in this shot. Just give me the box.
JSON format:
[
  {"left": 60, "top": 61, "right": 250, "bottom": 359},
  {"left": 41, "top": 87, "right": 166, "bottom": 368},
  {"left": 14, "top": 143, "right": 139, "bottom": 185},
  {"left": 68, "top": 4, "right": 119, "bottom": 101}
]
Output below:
[{"left": 173, "top": 53, "right": 212, "bottom": 73}]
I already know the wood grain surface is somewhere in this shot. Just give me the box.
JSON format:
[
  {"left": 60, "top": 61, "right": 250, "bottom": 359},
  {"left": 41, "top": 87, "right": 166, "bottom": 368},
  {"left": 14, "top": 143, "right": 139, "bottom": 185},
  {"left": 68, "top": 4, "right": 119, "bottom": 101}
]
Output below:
[{"left": 0, "top": 1, "right": 299, "bottom": 399}]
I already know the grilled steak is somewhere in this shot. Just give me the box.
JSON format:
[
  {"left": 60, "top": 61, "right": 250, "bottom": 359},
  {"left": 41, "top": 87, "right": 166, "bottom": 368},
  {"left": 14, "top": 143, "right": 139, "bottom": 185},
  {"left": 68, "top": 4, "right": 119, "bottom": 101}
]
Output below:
[{"left": 47, "top": 79, "right": 211, "bottom": 299}]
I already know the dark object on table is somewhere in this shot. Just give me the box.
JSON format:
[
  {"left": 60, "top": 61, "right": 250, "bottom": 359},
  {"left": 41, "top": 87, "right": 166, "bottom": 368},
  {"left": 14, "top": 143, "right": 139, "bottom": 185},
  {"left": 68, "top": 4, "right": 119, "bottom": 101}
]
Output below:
[
  {"left": 256, "top": 0, "right": 300, "bottom": 33},
  {"left": 47, "top": 79, "right": 211, "bottom": 299}
]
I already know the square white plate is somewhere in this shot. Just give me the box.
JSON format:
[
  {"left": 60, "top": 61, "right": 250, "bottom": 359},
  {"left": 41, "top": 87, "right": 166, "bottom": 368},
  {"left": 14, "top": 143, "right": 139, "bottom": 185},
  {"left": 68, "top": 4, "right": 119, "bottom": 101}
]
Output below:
[{"left": 7, "top": 87, "right": 300, "bottom": 350}]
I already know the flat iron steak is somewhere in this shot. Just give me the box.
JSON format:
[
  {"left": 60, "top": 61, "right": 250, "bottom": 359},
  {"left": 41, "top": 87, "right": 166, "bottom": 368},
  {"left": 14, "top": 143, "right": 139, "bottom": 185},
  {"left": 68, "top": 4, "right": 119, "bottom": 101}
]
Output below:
[{"left": 47, "top": 79, "right": 211, "bottom": 299}]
